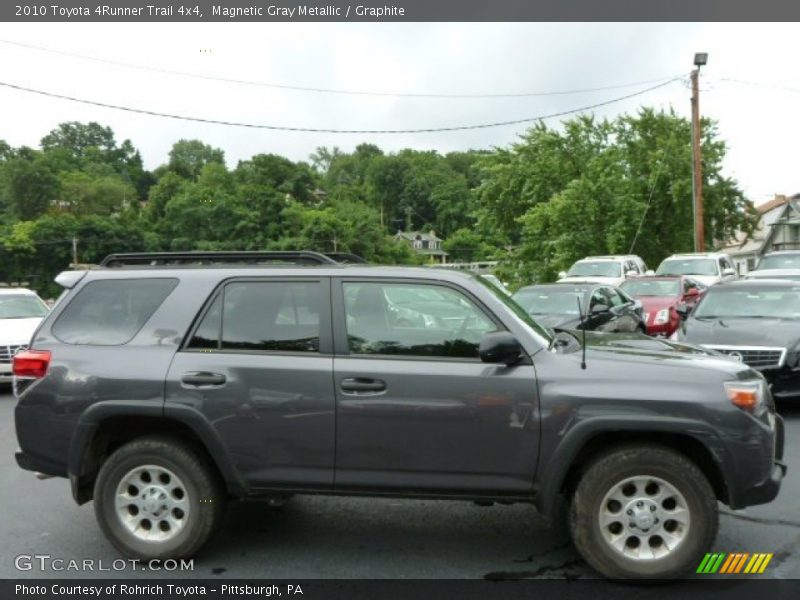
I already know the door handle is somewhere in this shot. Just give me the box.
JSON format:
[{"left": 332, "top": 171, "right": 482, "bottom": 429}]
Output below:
[
  {"left": 340, "top": 378, "right": 387, "bottom": 393},
  {"left": 182, "top": 372, "right": 226, "bottom": 386}
]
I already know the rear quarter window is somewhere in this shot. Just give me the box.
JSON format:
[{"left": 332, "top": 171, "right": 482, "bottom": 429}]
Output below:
[{"left": 51, "top": 278, "right": 178, "bottom": 345}]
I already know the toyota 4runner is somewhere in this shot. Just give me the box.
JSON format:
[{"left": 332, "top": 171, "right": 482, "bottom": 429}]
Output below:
[{"left": 13, "top": 251, "right": 785, "bottom": 579}]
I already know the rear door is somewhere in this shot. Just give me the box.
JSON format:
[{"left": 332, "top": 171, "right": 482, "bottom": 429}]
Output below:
[
  {"left": 331, "top": 278, "right": 540, "bottom": 495},
  {"left": 165, "top": 278, "right": 336, "bottom": 489}
]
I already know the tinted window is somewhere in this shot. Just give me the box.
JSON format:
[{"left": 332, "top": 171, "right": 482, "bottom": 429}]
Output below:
[
  {"left": 758, "top": 253, "right": 800, "bottom": 270},
  {"left": 512, "top": 288, "right": 585, "bottom": 315},
  {"left": 694, "top": 287, "right": 800, "bottom": 319},
  {"left": 344, "top": 282, "right": 495, "bottom": 359},
  {"left": 620, "top": 279, "right": 680, "bottom": 296},
  {"left": 52, "top": 279, "right": 178, "bottom": 345},
  {"left": 189, "top": 281, "right": 320, "bottom": 353}
]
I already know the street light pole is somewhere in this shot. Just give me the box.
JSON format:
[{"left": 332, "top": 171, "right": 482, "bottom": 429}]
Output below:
[{"left": 691, "top": 53, "right": 708, "bottom": 252}]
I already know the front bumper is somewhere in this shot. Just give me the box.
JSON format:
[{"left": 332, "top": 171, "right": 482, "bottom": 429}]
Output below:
[
  {"left": 0, "top": 363, "right": 12, "bottom": 383},
  {"left": 730, "top": 412, "right": 786, "bottom": 508},
  {"left": 767, "top": 368, "right": 800, "bottom": 400}
]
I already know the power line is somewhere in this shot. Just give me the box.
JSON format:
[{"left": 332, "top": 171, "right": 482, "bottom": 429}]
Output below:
[
  {"left": 0, "top": 39, "right": 681, "bottom": 100},
  {"left": 0, "top": 78, "right": 681, "bottom": 134},
  {"left": 719, "top": 77, "right": 800, "bottom": 94}
]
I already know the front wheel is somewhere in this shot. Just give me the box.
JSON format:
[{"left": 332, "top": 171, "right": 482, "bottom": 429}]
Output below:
[
  {"left": 94, "top": 436, "right": 226, "bottom": 560},
  {"left": 569, "top": 445, "right": 718, "bottom": 579}
]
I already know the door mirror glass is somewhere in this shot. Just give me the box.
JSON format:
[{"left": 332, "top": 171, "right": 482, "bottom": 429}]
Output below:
[
  {"left": 479, "top": 331, "right": 523, "bottom": 366},
  {"left": 685, "top": 287, "right": 700, "bottom": 297},
  {"left": 722, "top": 268, "right": 736, "bottom": 277},
  {"left": 676, "top": 303, "right": 690, "bottom": 319},
  {"left": 558, "top": 271, "right": 567, "bottom": 279},
  {"left": 590, "top": 303, "right": 610, "bottom": 315},
  {"left": 625, "top": 270, "right": 638, "bottom": 278}
]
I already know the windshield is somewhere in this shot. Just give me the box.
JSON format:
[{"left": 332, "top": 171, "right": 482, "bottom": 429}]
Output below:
[
  {"left": 566, "top": 261, "right": 621, "bottom": 278},
  {"left": 656, "top": 258, "right": 718, "bottom": 276},
  {"left": 757, "top": 254, "right": 800, "bottom": 270},
  {"left": 620, "top": 279, "right": 680, "bottom": 297},
  {"left": 0, "top": 295, "right": 48, "bottom": 319},
  {"left": 694, "top": 287, "right": 800, "bottom": 319},
  {"left": 513, "top": 289, "right": 584, "bottom": 315},
  {"left": 474, "top": 275, "right": 553, "bottom": 344}
]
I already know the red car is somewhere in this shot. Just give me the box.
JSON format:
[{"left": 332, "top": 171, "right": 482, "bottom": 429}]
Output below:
[{"left": 619, "top": 276, "right": 706, "bottom": 336}]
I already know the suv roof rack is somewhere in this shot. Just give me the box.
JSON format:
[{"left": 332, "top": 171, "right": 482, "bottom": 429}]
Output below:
[
  {"left": 324, "top": 252, "right": 368, "bottom": 264},
  {"left": 100, "top": 251, "right": 340, "bottom": 268}
]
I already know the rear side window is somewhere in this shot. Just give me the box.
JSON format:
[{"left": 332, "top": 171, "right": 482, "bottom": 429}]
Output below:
[
  {"left": 187, "top": 281, "right": 321, "bottom": 353},
  {"left": 52, "top": 279, "right": 178, "bottom": 345}
]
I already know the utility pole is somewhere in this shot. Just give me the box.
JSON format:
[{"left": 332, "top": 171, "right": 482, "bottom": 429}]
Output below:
[
  {"left": 71, "top": 236, "right": 78, "bottom": 267},
  {"left": 691, "top": 53, "right": 708, "bottom": 252}
]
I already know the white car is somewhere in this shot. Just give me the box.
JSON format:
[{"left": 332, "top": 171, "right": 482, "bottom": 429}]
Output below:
[
  {"left": 746, "top": 251, "right": 800, "bottom": 281},
  {"left": 0, "top": 288, "right": 50, "bottom": 384},
  {"left": 557, "top": 255, "right": 647, "bottom": 287},
  {"left": 655, "top": 252, "right": 737, "bottom": 287}
]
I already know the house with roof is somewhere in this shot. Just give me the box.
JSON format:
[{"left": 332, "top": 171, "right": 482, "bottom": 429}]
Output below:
[
  {"left": 394, "top": 230, "right": 449, "bottom": 264},
  {"left": 722, "top": 193, "right": 800, "bottom": 273}
]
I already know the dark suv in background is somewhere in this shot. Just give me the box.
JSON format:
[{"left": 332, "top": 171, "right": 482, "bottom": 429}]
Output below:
[{"left": 13, "top": 252, "right": 785, "bottom": 579}]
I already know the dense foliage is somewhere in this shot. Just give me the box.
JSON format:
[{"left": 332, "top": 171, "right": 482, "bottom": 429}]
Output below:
[{"left": 0, "top": 110, "right": 756, "bottom": 297}]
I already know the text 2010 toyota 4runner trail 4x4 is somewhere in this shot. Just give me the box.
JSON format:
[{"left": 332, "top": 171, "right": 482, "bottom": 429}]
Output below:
[{"left": 13, "top": 252, "right": 785, "bottom": 579}]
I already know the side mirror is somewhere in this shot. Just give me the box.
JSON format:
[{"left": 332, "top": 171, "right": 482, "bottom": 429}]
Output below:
[
  {"left": 479, "top": 331, "right": 523, "bottom": 366},
  {"left": 722, "top": 268, "right": 736, "bottom": 277},
  {"left": 557, "top": 271, "right": 567, "bottom": 280},
  {"left": 645, "top": 270, "right": 655, "bottom": 276},
  {"left": 625, "top": 270, "right": 638, "bottom": 278},
  {"left": 675, "top": 303, "right": 690, "bottom": 319},
  {"left": 590, "top": 303, "right": 610, "bottom": 315},
  {"left": 685, "top": 288, "right": 700, "bottom": 297},
  {"left": 632, "top": 299, "right": 643, "bottom": 311}
]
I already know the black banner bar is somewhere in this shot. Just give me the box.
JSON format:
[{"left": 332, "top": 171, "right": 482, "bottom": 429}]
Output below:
[{"left": 3, "top": 0, "right": 800, "bottom": 22}]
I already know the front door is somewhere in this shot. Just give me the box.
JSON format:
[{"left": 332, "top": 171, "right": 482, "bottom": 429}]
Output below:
[
  {"left": 331, "top": 279, "right": 540, "bottom": 495},
  {"left": 165, "top": 278, "right": 335, "bottom": 489}
]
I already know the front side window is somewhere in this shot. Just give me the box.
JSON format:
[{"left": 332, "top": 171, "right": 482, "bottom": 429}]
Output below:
[
  {"left": 188, "top": 281, "right": 321, "bottom": 353},
  {"left": 343, "top": 282, "right": 495, "bottom": 359},
  {"left": 52, "top": 278, "right": 178, "bottom": 345}
]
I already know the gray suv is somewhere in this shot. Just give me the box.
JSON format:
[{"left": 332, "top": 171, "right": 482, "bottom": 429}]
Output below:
[{"left": 13, "top": 252, "right": 785, "bottom": 579}]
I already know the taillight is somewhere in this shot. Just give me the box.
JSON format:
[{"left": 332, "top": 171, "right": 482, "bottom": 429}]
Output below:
[{"left": 13, "top": 350, "right": 52, "bottom": 379}]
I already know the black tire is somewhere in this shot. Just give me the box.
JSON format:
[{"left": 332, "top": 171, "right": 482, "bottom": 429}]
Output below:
[
  {"left": 94, "top": 436, "right": 225, "bottom": 560},
  {"left": 569, "top": 445, "right": 718, "bottom": 579}
]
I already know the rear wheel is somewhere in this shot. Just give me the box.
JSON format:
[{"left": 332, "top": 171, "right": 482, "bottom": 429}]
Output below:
[
  {"left": 94, "top": 436, "right": 225, "bottom": 560},
  {"left": 569, "top": 445, "right": 718, "bottom": 579}
]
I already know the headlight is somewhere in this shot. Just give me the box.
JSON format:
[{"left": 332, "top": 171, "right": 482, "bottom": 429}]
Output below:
[
  {"left": 654, "top": 308, "right": 671, "bottom": 325},
  {"left": 724, "top": 380, "right": 765, "bottom": 414}
]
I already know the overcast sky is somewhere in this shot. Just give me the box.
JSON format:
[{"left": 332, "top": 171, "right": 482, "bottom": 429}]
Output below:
[{"left": 1, "top": 22, "right": 799, "bottom": 205}]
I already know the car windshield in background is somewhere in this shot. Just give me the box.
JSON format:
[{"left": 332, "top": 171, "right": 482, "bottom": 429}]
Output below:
[
  {"left": 657, "top": 259, "right": 717, "bottom": 276},
  {"left": 757, "top": 254, "right": 800, "bottom": 270},
  {"left": 566, "top": 261, "right": 621, "bottom": 278},
  {"left": 513, "top": 289, "right": 584, "bottom": 315},
  {"left": 0, "top": 295, "right": 48, "bottom": 319},
  {"left": 693, "top": 287, "right": 800, "bottom": 319},
  {"left": 620, "top": 279, "right": 680, "bottom": 297}
]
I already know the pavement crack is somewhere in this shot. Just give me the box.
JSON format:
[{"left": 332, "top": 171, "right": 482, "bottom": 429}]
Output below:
[
  {"left": 720, "top": 509, "right": 800, "bottom": 529},
  {"left": 484, "top": 558, "right": 585, "bottom": 580}
]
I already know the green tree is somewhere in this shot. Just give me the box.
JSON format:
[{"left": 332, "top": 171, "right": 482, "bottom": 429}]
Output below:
[{"left": 167, "top": 139, "right": 225, "bottom": 180}]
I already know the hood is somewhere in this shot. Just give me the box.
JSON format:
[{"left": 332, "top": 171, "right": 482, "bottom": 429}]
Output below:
[
  {"left": 638, "top": 296, "right": 679, "bottom": 313},
  {"left": 577, "top": 330, "right": 748, "bottom": 375},
  {"left": 0, "top": 317, "right": 42, "bottom": 345},
  {"left": 747, "top": 268, "right": 800, "bottom": 279},
  {"left": 558, "top": 276, "right": 623, "bottom": 286},
  {"left": 681, "top": 317, "right": 800, "bottom": 349},
  {"left": 684, "top": 275, "right": 721, "bottom": 287}
]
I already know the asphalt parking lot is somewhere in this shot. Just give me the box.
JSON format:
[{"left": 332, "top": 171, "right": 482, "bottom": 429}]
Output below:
[{"left": 1, "top": 389, "right": 798, "bottom": 580}]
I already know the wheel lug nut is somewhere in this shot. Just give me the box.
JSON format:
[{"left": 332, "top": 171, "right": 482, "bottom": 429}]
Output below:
[
  {"left": 627, "top": 509, "right": 633, "bottom": 515},
  {"left": 650, "top": 506, "right": 656, "bottom": 511},
  {"left": 637, "top": 501, "right": 643, "bottom": 507}
]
